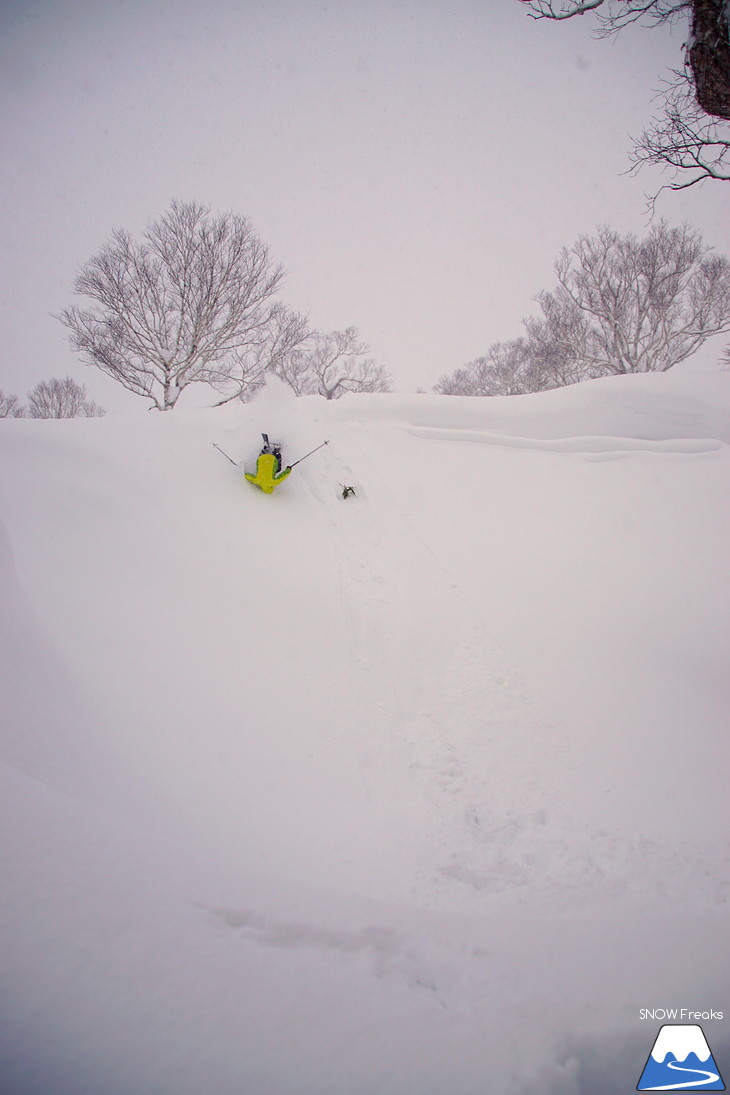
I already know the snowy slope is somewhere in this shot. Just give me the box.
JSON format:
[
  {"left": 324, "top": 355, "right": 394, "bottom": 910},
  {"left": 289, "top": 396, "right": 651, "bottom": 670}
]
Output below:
[{"left": 1, "top": 371, "right": 729, "bottom": 1094}]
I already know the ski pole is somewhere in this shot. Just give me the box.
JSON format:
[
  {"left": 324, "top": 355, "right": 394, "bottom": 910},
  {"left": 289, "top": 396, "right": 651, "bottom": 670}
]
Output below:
[
  {"left": 212, "top": 442, "right": 237, "bottom": 466},
  {"left": 288, "top": 440, "right": 329, "bottom": 468}
]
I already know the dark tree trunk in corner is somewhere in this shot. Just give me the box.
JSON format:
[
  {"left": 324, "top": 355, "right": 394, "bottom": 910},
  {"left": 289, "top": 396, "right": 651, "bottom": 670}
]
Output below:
[{"left": 689, "top": 0, "right": 730, "bottom": 120}]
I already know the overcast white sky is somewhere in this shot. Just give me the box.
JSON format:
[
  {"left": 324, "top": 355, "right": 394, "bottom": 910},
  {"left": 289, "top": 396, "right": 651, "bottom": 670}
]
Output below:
[{"left": 1, "top": 0, "right": 729, "bottom": 411}]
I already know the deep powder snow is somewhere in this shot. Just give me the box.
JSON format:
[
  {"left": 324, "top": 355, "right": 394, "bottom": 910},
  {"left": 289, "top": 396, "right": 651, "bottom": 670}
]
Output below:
[{"left": 1, "top": 370, "right": 728, "bottom": 1094}]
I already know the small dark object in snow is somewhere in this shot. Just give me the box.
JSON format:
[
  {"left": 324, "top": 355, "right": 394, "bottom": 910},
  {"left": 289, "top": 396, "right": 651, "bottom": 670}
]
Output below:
[{"left": 341, "top": 484, "right": 356, "bottom": 499}]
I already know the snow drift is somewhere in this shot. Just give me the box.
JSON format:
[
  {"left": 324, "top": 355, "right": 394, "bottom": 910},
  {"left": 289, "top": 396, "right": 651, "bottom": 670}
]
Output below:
[{"left": 1, "top": 370, "right": 728, "bottom": 1094}]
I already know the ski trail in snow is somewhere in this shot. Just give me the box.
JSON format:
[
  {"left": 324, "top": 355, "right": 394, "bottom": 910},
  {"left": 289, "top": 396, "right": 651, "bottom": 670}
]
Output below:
[
  {"left": 322, "top": 430, "right": 469, "bottom": 719},
  {"left": 326, "top": 424, "right": 714, "bottom": 909},
  {"left": 317, "top": 428, "right": 586, "bottom": 905}
]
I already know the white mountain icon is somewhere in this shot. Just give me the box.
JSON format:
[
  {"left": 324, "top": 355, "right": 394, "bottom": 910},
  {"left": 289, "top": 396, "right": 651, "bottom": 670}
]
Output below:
[{"left": 638, "top": 1025, "right": 725, "bottom": 1091}]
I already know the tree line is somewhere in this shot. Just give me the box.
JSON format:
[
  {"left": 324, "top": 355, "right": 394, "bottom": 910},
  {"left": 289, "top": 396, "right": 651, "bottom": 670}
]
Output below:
[
  {"left": 434, "top": 220, "right": 730, "bottom": 397},
  {"left": 3, "top": 202, "right": 729, "bottom": 415},
  {"left": 0, "top": 377, "right": 105, "bottom": 419}
]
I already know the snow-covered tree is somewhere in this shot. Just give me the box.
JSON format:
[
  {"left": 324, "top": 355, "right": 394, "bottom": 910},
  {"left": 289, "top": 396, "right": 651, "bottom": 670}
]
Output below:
[
  {"left": 59, "top": 200, "right": 292, "bottom": 411},
  {"left": 275, "top": 327, "right": 391, "bottom": 400},
  {"left": 434, "top": 333, "right": 589, "bottom": 397},
  {"left": 25, "top": 377, "right": 105, "bottom": 419},
  {"left": 528, "top": 221, "right": 730, "bottom": 375},
  {"left": 435, "top": 340, "right": 544, "bottom": 396}
]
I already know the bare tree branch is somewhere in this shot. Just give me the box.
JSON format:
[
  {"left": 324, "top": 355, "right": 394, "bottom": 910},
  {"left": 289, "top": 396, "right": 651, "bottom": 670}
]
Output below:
[
  {"left": 519, "top": 0, "right": 690, "bottom": 33},
  {"left": 629, "top": 70, "right": 730, "bottom": 207}
]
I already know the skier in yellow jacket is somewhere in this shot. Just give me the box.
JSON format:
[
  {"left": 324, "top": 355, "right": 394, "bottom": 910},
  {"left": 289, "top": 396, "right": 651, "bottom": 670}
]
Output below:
[{"left": 244, "top": 437, "right": 292, "bottom": 494}]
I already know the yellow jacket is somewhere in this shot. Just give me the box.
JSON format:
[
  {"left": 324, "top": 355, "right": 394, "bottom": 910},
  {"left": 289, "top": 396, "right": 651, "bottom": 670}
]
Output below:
[{"left": 244, "top": 452, "right": 292, "bottom": 494}]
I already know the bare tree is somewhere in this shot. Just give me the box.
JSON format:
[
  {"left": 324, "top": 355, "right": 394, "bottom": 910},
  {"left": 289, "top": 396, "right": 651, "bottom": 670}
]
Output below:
[
  {"left": 309, "top": 328, "right": 392, "bottom": 399},
  {"left": 26, "top": 377, "right": 105, "bottom": 419},
  {"left": 58, "top": 200, "right": 288, "bottom": 410},
  {"left": 0, "top": 390, "right": 25, "bottom": 418},
  {"left": 531, "top": 221, "right": 730, "bottom": 374},
  {"left": 519, "top": 0, "right": 730, "bottom": 193},
  {"left": 276, "top": 327, "right": 392, "bottom": 399}
]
